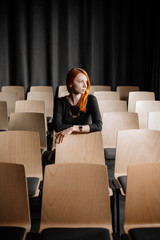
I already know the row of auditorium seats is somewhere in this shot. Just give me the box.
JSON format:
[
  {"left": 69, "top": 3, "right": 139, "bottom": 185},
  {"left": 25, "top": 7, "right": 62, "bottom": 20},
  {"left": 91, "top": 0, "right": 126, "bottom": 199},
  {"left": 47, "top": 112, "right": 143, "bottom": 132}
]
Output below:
[{"left": 0, "top": 129, "right": 160, "bottom": 240}]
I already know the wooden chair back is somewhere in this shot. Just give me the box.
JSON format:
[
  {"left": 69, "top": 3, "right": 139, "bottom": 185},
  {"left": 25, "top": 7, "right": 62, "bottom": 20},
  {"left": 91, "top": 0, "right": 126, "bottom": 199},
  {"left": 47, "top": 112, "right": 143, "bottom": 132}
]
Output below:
[
  {"left": 27, "top": 91, "right": 53, "bottom": 118},
  {"left": 15, "top": 100, "right": 47, "bottom": 131},
  {"left": 116, "top": 86, "right": 139, "bottom": 102},
  {"left": 9, "top": 112, "right": 47, "bottom": 150},
  {"left": 148, "top": 112, "right": 160, "bottom": 130},
  {"left": 124, "top": 162, "right": 160, "bottom": 233},
  {"left": 98, "top": 100, "right": 127, "bottom": 118},
  {"left": 58, "top": 85, "right": 68, "bottom": 97},
  {"left": 30, "top": 86, "right": 53, "bottom": 93},
  {"left": 114, "top": 129, "right": 160, "bottom": 179},
  {"left": 58, "top": 91, "right": 69, "bottom": 98},
  {"left": 1, "top": 86, "right": 24, "bottom": 100},
  {"left": 0, "top": 131, "right": 42, "bottom": 182},
  {"left": 0, "top": 92, "right": 18, "bottom": 116},
  {"left": 0, "top": 101, "right": 8, "bottom": 130},
  {"left": 89, "top": 85, "right": 111, "bottom": 95},
  {"left": 40, "top": 163, "right": 112, "bottom": 234},
  {"left": 0, "top": 162, "right": 30, "bottom": 235},
  {"left": 55, "top": 132, "right": 105, "bottom": 165},
  {"left": 102, "top": 112, "right": 139, "bottom": 148},
  {"left": 128, "top": 91, "right": 155, "bottom": 112},
  {"left": 135, "top": 100, "right": 160, "bottom": 129},
  {"left": 94, "top": 91, "right": 120, "bottom": 101}
]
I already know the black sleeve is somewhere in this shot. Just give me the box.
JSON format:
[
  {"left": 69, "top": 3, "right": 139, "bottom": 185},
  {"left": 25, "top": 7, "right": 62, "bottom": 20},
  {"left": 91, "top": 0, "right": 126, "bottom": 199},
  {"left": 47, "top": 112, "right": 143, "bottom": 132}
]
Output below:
[
  {"left": 52, "top": 98, "right": 73, "bottom": 132},
  {"left": 88, "top": 95, "right": 102, "bottom": 132}
]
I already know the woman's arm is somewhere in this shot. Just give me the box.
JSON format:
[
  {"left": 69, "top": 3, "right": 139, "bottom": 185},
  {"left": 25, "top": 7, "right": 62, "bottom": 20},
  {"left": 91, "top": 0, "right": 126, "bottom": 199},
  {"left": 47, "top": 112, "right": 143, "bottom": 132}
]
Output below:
[
  {"left": 88, "top": 95, "right": 102, "bottom": 132},
  {"left": 52, "top": 98, "right": 73, "bottom": 132}
]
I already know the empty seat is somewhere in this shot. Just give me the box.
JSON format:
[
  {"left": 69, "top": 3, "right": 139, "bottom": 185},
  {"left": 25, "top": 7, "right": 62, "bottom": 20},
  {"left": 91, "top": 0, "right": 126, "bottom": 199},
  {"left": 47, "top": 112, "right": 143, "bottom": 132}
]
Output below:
[
  {"left": 40, "top": 163, "right": 113, "bottom": 240},
  {"left": 0, "top": 101, "right": 8, "bottom": 130},
  {"left": 116, "top": 86, "right": 139, "bottom": 102},
  {"left": 0, "top": 162, "right": 30, "bottom": 239},
  {"left": 0, "top": 92, "right": 18, "bottom": 117},
  {"left": 1, "top": 86, "right": 24, "bottom": 100},
  {"left": 94, "top": 91, "right": 120, "bottom": 101},
  {"left": 98, "top": 100, "right": 127, "bottom": 118}
]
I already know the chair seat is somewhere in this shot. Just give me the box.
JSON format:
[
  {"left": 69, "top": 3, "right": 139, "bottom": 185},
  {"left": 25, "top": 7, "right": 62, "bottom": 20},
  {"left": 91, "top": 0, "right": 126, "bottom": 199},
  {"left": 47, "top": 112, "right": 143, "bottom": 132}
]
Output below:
[
  {"left": 0, "top": 226, "right": 26, "bottom": 240},
  {"left": 41, "top": 228, "right": 111, "bottom": 240},
  {"left": 118, "top": 176, "right": 127, "bottom": 194},
  {"left": 27, "top": 177, "right": 40, "bottom": 197},
  {"left": 104, "top": 148, "right": 116, "bottom": 160},
  {"left": 129, "top": 227, "right": 160, "bottom": 240}
]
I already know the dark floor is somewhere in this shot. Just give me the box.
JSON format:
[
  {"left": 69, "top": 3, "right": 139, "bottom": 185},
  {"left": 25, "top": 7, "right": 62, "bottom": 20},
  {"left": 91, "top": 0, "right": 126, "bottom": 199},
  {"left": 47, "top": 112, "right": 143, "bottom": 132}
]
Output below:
[{"left": 25, "top": 160, "right": 125, "bottom": 239}]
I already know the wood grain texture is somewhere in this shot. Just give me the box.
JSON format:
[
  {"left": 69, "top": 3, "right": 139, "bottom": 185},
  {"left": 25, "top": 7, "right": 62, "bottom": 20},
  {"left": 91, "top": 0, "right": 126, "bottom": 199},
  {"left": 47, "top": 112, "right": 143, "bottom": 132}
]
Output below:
[
  {"left": 102, "top": 112, "right": 139, "bottom": 148},
  {"left": 40, "top": 163, "right": 112, "bottom": 233},
  {"left": 115, "top": 129, "right": 160, "bottom": 179},
  {"left": 98, "top": 100, "right": 127, "bottom": 118},
  {"left": 136, "top": 100, "right": 160, "bottom": 129},
  {"left": 128, "top": 91, "right": 155, "bottom": 112},
  {"left": 9, "top": 112, "right": 47, "bottom": 150},
  {"left": 148, "top": 112, "right": 160, "bottom": 130},
  {"left": 27, "top": 91, "right": 53, "bottom": 117},
  {"left": 55, "top": 132, "right": 105, "bottom": 165},
  {"left": 30, "top": 86, "right": 53, "bottom": 93},
  {"left": 124, "top": 162, "right": 160, "bottom": 233},
  {"left": 0, "top": 101, "right": 8, "bottom": 130},
  {"left": 116, "top": 86, "right": 139, "bottom": 102},
  {"left": 15, "top": 100, "right": 47, "bottom": 131},
  {"left": 0, "top": 162, "right": 30, "bottom": 235},
  {"left": 0, "top": 131, "right": 42, "bottom": 180},
  {"left": 0, "top": 92, "right": 18, "bottom": 116},
  {"left": 94, "top": 91, "right": 120, "bottom": 101},
  {"left": 2, "top": 86, "right": 24, "bottom": 100},
  {"left": 89, "top": 85, "right": 111, "bottom": 95}
]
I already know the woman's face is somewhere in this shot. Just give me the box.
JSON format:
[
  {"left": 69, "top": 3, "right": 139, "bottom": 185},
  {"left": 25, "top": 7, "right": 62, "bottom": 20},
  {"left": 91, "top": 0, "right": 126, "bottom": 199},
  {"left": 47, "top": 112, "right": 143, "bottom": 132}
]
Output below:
[{"left": 71, "top": 73, "right": 88, "bottom": 94}]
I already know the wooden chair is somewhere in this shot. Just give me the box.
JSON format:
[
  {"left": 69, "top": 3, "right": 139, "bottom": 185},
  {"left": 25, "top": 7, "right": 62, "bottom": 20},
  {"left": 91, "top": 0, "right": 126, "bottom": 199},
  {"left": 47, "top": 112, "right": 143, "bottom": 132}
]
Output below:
[
  {"left": 121, "top": 162, "right": 160, "bottom": 240},
  {"left": 0, "top": 91, "right": 18, "bottom": 117},
  {"left": 135, "top": 100, "right": 160, "bottom": 129},
  {"left": 55, "top": 132, "right": 105, "bottom": 165},
  {"left": 9, "top": 112, "right": 47, "bottom": 151},
  {"left": 0, "top": 131, "right": 42, "bottom": 197},
  {"left": 58, "top": 90, "right": 69, "bottom": 98},
  {"left": 40, "top": 163, "right": 114, "bottom": 240},
  {"left": 148, "top": 112, "right": 160, "bottom": 130},
  {"left": 30, "top": 86, "right": 53, "bottom": 93},
  {"left": 0, "top": 162, "right": 30, "bottom": 240},
  {"left": 1, "top": 86, "right": 24, "bottom": 100},
  {"left": 27, "top": 91, "right": 53, "bottom": 120},
  {"left": 15, "top": 100, "right": 47, "bottom": 131},
  {"left": 94, "top": 91, "right": 120, "bottom": 101},
  {"left": 0, "top": 101, "right": 8, "bottom": 130},
  {"left": 98, "top": 100, "right": 127, "bottom": 118},
  {"left": 58, "top": 85, "right": 68, "bottom": 97},
  {"left": 116, "top": 86, "right": 139, "bottom": 102},
  {"left": 89, "top": 85, "right": 111, "bottom": 95},
  {"left": 113, "top": 129, "right": 160, "bottom": 235},
  {"left": 114, "top": 129, "right": 160, "bottom": 195},
  {"left": 128, "top": 91, "right": 155, "bottom": 112},
  {"left": 102, "top": 112, "right": 139, "bottom": 161}
]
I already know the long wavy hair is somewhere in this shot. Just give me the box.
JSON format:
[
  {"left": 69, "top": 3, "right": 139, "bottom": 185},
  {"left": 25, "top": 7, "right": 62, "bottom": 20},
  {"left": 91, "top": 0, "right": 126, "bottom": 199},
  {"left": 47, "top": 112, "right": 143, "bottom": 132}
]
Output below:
[{"left": 66, "top": 68, "right": 90, "bottom": 112}]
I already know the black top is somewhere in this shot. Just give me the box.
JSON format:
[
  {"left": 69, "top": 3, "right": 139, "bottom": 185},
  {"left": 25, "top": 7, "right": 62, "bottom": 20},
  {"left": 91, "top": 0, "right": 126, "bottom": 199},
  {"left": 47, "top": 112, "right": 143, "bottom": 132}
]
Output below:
[{"left": 52, "top": 94, "right": 102, "bottom": 132}]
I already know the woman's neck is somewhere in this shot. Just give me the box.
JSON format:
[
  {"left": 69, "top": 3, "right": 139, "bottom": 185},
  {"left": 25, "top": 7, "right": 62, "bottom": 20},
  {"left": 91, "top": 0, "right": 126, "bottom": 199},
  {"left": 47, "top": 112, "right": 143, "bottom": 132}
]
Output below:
[{"left": 67, "top": 93, "right": 81, "bottom": 106}]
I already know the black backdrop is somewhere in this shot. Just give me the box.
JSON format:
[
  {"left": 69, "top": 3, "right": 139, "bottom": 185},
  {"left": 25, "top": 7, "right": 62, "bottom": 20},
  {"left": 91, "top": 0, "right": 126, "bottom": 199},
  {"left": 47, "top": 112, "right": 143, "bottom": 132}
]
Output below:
[{"left": 0, "top": 0, "right": 160, "bottom": 99}]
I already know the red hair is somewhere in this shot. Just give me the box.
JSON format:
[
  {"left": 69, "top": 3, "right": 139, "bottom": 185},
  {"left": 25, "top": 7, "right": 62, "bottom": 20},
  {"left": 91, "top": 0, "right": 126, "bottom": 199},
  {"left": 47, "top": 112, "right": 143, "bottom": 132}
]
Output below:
[{"left": 66, "top": 68, "right": 90, "bottom": 112}]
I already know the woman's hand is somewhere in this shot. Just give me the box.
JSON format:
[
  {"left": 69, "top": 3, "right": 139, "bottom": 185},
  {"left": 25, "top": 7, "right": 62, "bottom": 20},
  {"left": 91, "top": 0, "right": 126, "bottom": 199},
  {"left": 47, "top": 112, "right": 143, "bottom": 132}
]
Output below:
[{"left": 55, "top": 127, "right": 74, "bottom": 144}]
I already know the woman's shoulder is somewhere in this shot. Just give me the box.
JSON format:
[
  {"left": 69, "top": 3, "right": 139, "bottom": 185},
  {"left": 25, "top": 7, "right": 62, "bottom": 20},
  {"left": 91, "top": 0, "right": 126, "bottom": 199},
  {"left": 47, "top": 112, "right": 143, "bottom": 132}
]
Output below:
[{"left": 88, "top": 94, "right": 97, "bottom": 102}]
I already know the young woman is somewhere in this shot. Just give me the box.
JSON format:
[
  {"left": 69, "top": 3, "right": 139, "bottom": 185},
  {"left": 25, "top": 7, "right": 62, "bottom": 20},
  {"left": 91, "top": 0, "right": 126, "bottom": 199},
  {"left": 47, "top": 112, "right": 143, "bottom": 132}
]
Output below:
[{"left": 52, "top": 67, "right": 102, "bottom": 144}]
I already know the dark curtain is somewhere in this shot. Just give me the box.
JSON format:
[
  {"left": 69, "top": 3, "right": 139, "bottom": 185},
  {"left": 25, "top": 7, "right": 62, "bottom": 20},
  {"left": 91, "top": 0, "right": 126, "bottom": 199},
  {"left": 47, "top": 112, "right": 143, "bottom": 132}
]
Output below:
[{"left": 0, "top": 0, "right": 160, "bottom": 99}]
